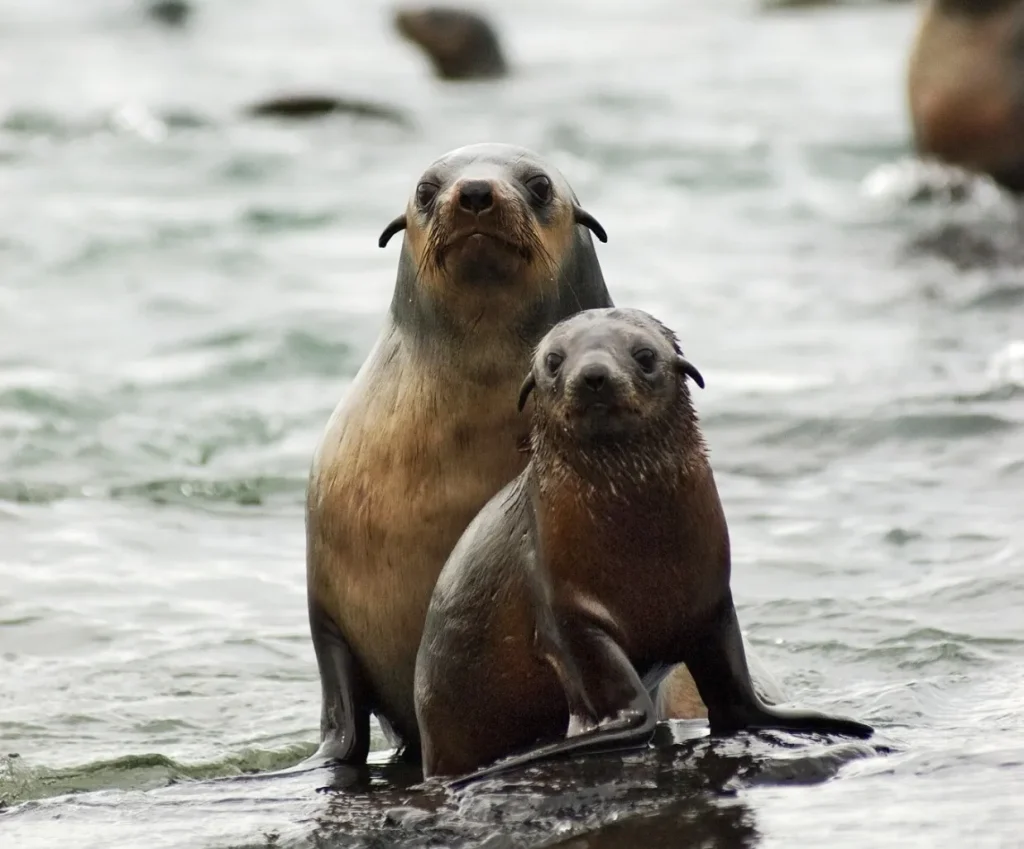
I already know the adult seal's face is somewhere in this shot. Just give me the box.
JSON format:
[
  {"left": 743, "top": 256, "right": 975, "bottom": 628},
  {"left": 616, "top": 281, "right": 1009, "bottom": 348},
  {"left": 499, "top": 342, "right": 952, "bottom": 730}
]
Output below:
[
  {"left": 378, "top": 144, "right": 607, "bottom": 334},
  {"left": 518, "top": 308, "right": 705, "bottom": 442}
]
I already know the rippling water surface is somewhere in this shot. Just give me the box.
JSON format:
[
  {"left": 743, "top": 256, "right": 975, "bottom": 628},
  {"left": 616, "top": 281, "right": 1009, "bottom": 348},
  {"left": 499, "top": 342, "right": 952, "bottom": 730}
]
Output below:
[{"left": 2, "top": 0, "right": 1023, "bottom": 846}]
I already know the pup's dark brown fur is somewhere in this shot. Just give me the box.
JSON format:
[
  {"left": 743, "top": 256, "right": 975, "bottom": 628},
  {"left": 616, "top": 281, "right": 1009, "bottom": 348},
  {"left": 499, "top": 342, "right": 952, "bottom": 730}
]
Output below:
[{"left": 415, "top": 308, "right": 873, "bottom": 782}]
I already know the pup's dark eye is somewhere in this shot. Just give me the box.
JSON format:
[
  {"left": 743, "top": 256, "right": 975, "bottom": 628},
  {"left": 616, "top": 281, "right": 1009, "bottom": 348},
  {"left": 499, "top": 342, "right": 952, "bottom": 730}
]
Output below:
[
  {"left": 416, "top": 182, "right": 439, "bottom": 209},
  {"left": 526, "top": 175, "right": 553, "bottom": 205},
  {"left": 633, "top": 349, "right": 657, "bottom": 373},
  {"left": 545, "top": 352, "right": 564, "bottom": 374}
]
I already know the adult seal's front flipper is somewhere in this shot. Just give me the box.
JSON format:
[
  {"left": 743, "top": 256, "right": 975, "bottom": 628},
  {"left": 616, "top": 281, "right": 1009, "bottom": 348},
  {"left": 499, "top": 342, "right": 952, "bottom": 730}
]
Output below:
[
  {"left": 686, "top": 594, "right": 874, "bottom": 740},
  {"left": 303, "top": 601, "right": 372, "bottom": 766},
  {"left": 447, "top": 626, "right": 657, "bottom": 790}
]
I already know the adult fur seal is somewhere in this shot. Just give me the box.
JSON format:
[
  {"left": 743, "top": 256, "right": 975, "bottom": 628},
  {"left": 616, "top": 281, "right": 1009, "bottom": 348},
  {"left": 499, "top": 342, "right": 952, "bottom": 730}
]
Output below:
[
  {"left": 393, "top": 6, "right": 508, "bottom": 80},
  {"left": 414, "top": 308, "right": 874, "bottom": 781},
  {"left": 908, "top": 0, "right": 1024, "bottom": 190},
  {"left": 304, "top": 143, "right": 613, "bottom": 765}
]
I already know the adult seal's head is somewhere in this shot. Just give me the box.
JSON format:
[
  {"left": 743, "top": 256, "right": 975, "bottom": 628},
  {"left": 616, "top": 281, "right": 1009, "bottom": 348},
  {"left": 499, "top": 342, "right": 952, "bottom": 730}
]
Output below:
[
  {"left": 908, "top": 0, "right": 1024, "bottom": 190},
  {"left": 378, "top": 143, "right": 607, "bottom": 342},
  {"left": 305, "top": 143, "right": 612, "bottom": 768},
  {"left": 393, "top": 6, "right": 508, "bottom": 80}
]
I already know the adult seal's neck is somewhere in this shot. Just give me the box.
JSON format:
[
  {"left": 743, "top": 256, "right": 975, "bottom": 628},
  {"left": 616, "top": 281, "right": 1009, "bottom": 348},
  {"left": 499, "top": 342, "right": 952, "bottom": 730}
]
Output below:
[
  {"left": 387, "top": 234, "right": 614, "bottom": 359},
  {"left": 388, "top": 246, "right": 555, "bottom": 354}
]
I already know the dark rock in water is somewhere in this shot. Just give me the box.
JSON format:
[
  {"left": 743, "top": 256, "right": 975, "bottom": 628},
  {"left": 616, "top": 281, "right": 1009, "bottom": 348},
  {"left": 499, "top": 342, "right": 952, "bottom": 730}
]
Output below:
[
  {"left": 0, "top": 726, "right": 890, "bottom": 846},
  {"left": 393, "top": 6, "right": 508, "bottom": 80},
  {"left": 288, "top": 720, "right": 890, "bottom": 848},
  {"left": 547, "top": 799, "right": 757, "bottom": 849},
  {"left": 146, "top": 0, "right": 192, "bottom": 28},
  {"left": 244, "top": 94, "right": 411, "bottom": 127}
]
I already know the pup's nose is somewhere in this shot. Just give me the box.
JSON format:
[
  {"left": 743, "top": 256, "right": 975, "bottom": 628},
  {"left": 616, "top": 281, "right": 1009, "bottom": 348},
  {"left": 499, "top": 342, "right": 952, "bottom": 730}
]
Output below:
[
  {"left": 458, "top": 180, "right": 494, "bottom": 214},
  {"left": 581, "top": 363, "right": 609, "bottom": 394}
]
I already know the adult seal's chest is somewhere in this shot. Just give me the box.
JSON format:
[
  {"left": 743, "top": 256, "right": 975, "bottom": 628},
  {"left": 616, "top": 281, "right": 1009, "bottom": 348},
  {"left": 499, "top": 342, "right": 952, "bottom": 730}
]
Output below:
[{"left": 308, "top": 332, "right": 529, "bottom": 684}]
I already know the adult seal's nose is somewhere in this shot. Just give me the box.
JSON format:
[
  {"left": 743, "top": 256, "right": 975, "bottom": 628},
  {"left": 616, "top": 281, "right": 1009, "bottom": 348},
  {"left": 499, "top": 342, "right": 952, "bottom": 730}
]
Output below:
[{"left": 458, "top": 179, "right": 494, "bottom": 214}]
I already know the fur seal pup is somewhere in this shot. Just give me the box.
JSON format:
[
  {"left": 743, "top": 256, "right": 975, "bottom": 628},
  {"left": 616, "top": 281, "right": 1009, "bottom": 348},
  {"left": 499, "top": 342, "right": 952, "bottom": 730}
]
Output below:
[
  {"left": 305, "top": 143, "right": 613, "bottom": 765},
  {"left": 908, "top": 0, "right": 1024, "bottom": 190},
  {"left": 393, "top": 7, "right": 508, "bottom": 80},
  {"left": 414, "top": 308, "right": 874, "bottom": 780}
]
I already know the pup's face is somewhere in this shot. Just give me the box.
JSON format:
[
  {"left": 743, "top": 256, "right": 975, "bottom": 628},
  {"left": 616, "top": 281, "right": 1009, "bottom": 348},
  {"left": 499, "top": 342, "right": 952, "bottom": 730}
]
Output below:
[{"left": 520, "top": 308, "right": 704, "bottom": 442}]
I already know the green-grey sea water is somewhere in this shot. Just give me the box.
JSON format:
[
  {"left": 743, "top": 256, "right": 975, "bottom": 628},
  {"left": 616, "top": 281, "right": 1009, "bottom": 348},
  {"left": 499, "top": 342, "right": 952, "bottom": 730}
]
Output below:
[{"left": 2, "top": 1, "right": 1023, "bottom": 847}]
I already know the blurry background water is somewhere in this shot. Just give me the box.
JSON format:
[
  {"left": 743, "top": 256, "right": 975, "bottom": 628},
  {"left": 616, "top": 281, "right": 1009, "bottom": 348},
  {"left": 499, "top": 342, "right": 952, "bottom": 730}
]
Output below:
[{"left": 1, "top": 0, "right": 1023, "bottom": 847}]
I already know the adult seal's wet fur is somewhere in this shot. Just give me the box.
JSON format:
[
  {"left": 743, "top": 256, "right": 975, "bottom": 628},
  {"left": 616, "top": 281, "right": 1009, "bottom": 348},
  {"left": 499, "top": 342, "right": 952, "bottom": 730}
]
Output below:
[
  {"left": 304, "top": 143, "right": 614, "bottom": 764},
  {"left": 908, "top": 0, "right": 1024, "bottom": 190},
  {"left": 414, "top": 308, "right": 874, "bottom": 781}
]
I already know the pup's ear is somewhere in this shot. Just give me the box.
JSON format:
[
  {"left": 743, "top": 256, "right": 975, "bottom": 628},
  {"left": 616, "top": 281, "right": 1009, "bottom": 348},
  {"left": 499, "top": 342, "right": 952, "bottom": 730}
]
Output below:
[
  {"left": 675, "top": 356, "right": 705, "bottom": 389},
  {"left": 517, "top": 372, "right": 537, "bottom": 412},
  {"left": 378, "top": 214, "right": 407, "bottom": 248}
]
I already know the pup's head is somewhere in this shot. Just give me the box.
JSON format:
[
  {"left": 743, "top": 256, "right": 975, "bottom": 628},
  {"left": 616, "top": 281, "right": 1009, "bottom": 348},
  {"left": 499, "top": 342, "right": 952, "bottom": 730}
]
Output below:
[{"left": 518, "top": 307, "right": 704, "bottom": 445}]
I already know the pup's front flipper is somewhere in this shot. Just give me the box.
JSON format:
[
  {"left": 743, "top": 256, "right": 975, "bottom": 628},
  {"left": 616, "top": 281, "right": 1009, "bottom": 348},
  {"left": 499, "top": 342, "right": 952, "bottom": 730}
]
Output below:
[
  {"left": 686, "top": 594, "right": 874, "bottom": 740},
  {"left": 447, "top": 623, "right": 655, "bottom": 789}
]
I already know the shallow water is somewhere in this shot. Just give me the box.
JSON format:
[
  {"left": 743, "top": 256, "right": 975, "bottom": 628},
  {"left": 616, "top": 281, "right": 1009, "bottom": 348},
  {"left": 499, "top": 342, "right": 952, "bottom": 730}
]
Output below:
[{"left": 2, "top": 0, "right": 1023, "bottom": 846}]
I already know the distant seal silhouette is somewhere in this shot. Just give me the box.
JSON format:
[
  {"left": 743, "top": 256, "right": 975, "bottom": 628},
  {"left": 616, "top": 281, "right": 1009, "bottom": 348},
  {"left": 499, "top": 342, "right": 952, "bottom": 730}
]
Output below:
[
  {"left": 414, "top": 308, "right": 874, "bottom": 780},
  {"left": 908, "top": 0, "right": 1024, "bottom": 190},
  {"left": 244, "top": 94, "right": 410, "bottom": 126},
  {"left": 304, "top": 143, "right": 614, "bottom": 765},
  {"left": 393, "top": 6, "right": 508, "bottom": 80},
  {"left": 145, "top": 0, "right": 191, "bottom": 28}
]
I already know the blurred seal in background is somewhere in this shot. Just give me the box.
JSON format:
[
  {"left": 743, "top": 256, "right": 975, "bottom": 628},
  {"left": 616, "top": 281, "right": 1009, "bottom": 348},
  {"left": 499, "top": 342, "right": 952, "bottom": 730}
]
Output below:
[
  {"left": 908, "top": 0, "right": 1024, "bottom": 190},
  {"left": 393, "top": 6, "right": 508, "bottom": 80}
]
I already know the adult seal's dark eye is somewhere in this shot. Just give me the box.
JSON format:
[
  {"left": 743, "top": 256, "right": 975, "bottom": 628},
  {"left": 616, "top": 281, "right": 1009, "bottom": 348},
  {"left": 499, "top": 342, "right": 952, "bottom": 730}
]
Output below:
[
  {"left": 416, "top": 182, "right": 439, "bottom": 208},
  {"left": 633, "top": 349, "right": 657, "bottom": 374},
  {"left": 526, "top": 175, "right": 553, "bottom": 205},
  {"left": 545, "top": 352, "right": 564, "bottom": 374}
]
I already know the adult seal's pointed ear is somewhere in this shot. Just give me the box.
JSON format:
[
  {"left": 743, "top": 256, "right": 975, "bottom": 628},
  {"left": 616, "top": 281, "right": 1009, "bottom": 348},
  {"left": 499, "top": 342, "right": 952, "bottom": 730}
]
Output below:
[
  {"left": 378, "top": 214, "right": 408, "bottom": 248},
  {"left": 573, "top": 207, "right": 607, "bottom": 243},
  {"left": 676, "top": 356, "right": 705, "bottom": 389},
  {"left": 517, "top": 373, "right": 537, "bottom": 413}
]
